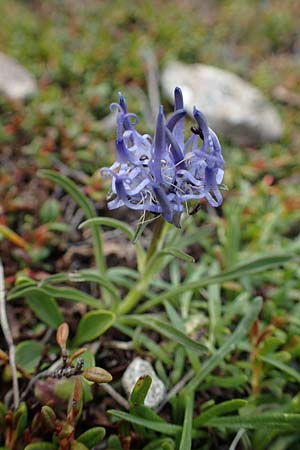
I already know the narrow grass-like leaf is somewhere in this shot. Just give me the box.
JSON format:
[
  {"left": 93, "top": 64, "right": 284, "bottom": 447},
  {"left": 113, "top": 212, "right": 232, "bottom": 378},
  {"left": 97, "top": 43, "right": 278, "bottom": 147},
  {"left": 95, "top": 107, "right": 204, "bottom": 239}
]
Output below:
[
  {"left": 204, "top": 413, "right": 300, "bottom": 430},
  {"left": 193, "top": 399, "right": 248, "bottom": 427},
  {"left": 260, "top": 355, "right": 300, "bottom": 383},
  {"left": 39, "top": 169, "right": 105, "bottom": 274},
  {"left": 179, "top": 391, "right": 194, "bottom": 450},
  {"left": 79, "top": 217, "right": 134, "bottom": 240},
  {"left": 186, "top": 297, "right": 262, "bottom": 392},
  {"left": 203, "top": 374, "right": 248, "bottom": 389},
  {"left": 40, "top": 273, "right": 70, "bottom": 285},
  {"left": 108, "top": 410, "right": 182, "bottom": 435},
  {"left": 41, "top": 285, "right": 101, "bottom": 308},
  {"left": 119, "top": 315, "right": 207, "bottom": 354},
  {"left": 114, "top": 322, "right": 171, "bottom": 365},
  {"left": 165, "top": 301, "right": 200, "bottom": 373},
  {"left": 158, "top": 248, "right": 195, "bottom": 263},
  {"left": 73, "top": 310, "right": 115, "bottom": 346},
  {"left": 142, "top": 438, "right": 175, "bottom": 450},
  {"left": 69, "top": 270, "right": 120, "bottom": 308},
  {"left": 139, "top": 254, "right": 292, "bottom": 312},
  {"left": 132, "top": 404, "right": 167, "bottom": 424},
  {"left": 9, "top": 285, "right": 98, "bottom": 316},
  {"left": 25, "top": 288, "right": 63, "bottom": 329}
]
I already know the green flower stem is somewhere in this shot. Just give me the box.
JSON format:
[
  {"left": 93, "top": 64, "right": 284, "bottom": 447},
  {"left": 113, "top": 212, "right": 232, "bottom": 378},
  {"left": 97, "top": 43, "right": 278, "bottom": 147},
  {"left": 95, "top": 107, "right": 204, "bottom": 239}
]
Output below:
[
  {"left": 117, "top": 217, "right": 168, "bottom": 315},
  {"left": 145, "top": 216, "right": 166, "bottom": 262}
]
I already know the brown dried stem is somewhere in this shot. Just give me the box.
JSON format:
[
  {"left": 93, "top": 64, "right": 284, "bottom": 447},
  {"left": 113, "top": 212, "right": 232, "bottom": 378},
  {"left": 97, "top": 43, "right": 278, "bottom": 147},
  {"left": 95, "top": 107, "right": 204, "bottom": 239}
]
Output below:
[{"left": 0, "top": 258, "right": 19, "bottom": 408}]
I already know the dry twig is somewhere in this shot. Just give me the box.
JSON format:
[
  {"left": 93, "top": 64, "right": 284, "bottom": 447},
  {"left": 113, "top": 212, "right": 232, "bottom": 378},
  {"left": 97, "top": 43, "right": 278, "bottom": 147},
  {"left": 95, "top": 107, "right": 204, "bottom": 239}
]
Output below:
[{"left": 0, "top": 258, "right": 19, "bottom": 408}]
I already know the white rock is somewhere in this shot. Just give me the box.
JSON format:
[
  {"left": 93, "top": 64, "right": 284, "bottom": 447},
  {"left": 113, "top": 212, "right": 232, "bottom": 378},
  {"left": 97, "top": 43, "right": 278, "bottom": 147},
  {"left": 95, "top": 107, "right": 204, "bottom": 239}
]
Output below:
[
  {"left": 161, "top": 61, "right": 283, "bottom": 146},
  {"left": 122, "top": 357, "right": 166, "bottom": 408},
  {"left": 0, "top": 52, "right": 37, "bottom": 100}
]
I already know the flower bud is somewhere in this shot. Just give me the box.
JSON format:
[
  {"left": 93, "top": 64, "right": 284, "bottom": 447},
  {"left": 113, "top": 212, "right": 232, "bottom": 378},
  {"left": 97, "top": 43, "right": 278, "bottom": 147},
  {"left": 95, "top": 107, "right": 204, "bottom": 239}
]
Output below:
[{"left": 83, "top": 367, "right": 112, "bottom": 384}]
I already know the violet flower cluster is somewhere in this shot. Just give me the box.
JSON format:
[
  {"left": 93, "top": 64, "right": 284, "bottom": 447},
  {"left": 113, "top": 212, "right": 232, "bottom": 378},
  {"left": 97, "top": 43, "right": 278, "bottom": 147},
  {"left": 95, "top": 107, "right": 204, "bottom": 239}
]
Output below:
[{"left": 101, "top": 87, "right": 224, "bottom": 227}]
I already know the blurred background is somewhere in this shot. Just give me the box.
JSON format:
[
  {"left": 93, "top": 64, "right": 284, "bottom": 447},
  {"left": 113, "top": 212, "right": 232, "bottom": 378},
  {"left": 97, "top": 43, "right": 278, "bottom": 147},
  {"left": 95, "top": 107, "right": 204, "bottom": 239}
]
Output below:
[{"left": 1, "top": 0, "right": 300, "bottom": 276}]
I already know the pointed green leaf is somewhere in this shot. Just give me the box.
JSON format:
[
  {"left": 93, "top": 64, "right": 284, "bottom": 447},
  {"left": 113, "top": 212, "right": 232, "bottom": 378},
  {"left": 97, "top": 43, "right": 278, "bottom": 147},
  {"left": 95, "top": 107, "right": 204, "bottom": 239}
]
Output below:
[
  {"left": 159, "top": 248, "right": 195, "bottom": 263},
  {"left": 108, "top": 410, "right": 182, "bottom": 435},
  {"left": 260, "top": 355, "right": 300, "bottom": 383},
  {"left": 179, "top": 391, "right": 194, "bottom": 450},
  {"left": 130, "top": 375, "right": 152, "bottom": 406}
]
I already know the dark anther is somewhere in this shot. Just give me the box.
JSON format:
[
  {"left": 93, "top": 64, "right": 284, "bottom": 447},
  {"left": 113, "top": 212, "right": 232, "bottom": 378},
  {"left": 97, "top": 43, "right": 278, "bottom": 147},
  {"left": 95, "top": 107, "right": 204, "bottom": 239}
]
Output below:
[
  {"left": 191, "top": 126, "right": 204, "bottom": 140},
  {"left": 189, "top": 203, "right": 201, "bottom": 215},
  {"left": 139, "top": 154, "right": 149, "bottom": 161}
]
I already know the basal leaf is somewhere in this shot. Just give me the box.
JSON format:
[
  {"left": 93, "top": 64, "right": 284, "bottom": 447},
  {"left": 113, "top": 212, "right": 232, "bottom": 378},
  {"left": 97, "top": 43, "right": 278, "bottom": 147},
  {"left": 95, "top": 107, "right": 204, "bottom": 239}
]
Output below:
[
  {"left": 25, "top": 288, "right": 63, "bottom": 329},
  {"left": 108, "top": 410, "right": 182, "bottom": 436}
]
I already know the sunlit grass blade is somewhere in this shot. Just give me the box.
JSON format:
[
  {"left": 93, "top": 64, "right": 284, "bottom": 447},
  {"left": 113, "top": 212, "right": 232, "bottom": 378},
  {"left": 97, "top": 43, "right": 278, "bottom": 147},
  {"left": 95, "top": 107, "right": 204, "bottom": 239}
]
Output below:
[
  {"left": 179, "top": 391, "right": 194, "bottom": 450},
  {"left": 186, "top": 297, "right": 262, "bottom": 392},
  {"left": 139, "top": 254, "right": 292, "bottom": 312},
  {"left": 118, "top": 315, "right": 208, "bottom": 354},
  {"left": 39, "top": 169, "right": 105, "bottom": 274}
]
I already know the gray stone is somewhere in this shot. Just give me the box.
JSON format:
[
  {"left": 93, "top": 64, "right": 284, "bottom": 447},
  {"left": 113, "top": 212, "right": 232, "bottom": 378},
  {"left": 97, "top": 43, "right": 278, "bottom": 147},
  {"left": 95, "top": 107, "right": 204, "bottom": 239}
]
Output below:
[
  {"left": 0, "top": 52, "right": 37, "bottom": 100},
  {"left": 161, "top": 61, "right": 283, "bottom": 146},
  {"left": 122, "top": 357, "right": 166, "bottom": 408}
]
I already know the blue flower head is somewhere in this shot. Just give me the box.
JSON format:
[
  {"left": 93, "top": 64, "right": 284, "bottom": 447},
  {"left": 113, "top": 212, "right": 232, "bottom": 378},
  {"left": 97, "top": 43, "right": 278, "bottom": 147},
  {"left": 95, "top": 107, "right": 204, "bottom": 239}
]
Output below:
[{"left": 101, "top": 87, "right": 225, "bottom": 227}]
